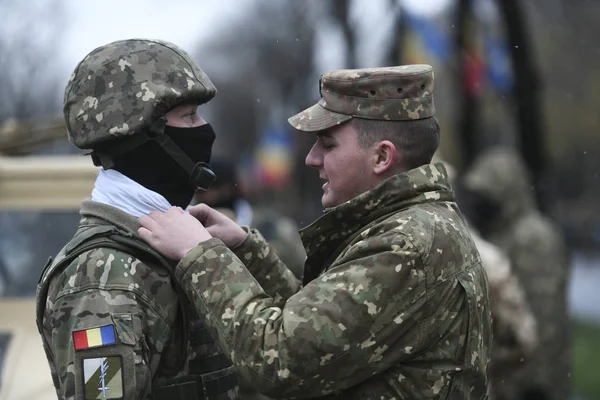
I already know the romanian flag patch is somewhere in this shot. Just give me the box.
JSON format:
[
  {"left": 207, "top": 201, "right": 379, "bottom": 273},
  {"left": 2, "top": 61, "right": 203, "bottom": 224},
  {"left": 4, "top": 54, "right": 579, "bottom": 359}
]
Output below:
[{"left": 73, "top": 325, "right": 117, "bottom": 351}]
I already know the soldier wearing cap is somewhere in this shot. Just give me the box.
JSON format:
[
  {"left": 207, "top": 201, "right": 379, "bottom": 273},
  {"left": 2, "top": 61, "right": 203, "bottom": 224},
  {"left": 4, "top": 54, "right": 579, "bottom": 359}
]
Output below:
[
  {"left": 138, "top": 65, "right": 492, "bottom": 399},
  {"left": 35, "top": 39, "right": 240, "bottom": 399}
]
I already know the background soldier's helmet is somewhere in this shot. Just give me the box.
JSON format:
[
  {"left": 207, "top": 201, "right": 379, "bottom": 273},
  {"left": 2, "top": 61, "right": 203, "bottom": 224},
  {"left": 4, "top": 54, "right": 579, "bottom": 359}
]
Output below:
[{"left": 63, "top": 38, "right": 217, "bottom": 150}]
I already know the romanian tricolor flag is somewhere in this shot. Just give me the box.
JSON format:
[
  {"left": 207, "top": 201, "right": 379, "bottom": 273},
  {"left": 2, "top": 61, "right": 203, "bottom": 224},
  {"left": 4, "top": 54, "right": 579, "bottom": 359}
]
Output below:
[
  {"left": 255, "top": 127, "right": 293, "bottom": 188},
  {"left": 72, "top": 324, "right": 116, "bottom": 351}
]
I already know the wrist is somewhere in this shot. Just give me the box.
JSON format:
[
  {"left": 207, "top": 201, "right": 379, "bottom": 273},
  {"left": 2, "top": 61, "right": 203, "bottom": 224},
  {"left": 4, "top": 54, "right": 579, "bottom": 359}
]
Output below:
[{"left": 178, "top": 244, "right": 197, "bottom": 260}]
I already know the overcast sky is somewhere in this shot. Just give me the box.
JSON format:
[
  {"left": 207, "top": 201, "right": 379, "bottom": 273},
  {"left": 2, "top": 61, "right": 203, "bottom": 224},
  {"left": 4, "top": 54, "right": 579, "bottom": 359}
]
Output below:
[
  {"left": 0, "top": 0, "right": 456, "bottom": 111},
  {"left": 62, "top": 0, "right": 251, "bottom": 67},
  {"left": 2, "top": 0, "right": 453, "bottom": 77}
]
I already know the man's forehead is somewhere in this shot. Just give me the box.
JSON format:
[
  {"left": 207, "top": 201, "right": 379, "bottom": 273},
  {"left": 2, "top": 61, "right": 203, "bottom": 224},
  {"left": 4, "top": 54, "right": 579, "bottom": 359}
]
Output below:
[
  {"left": 317, "top": 129, "right": 335, "bottom": 139},
  {"left": 172, "top": 103, "right": 199, "bottom": 112},
  {"left": 317, "top": 121, "right": 353, "bottom": 138}
]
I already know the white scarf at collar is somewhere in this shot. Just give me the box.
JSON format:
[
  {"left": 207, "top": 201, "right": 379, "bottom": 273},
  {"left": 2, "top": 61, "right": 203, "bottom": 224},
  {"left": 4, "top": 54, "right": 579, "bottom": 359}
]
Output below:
[{"left": 91, "top": 169, "right": 172, "bottom": 218}]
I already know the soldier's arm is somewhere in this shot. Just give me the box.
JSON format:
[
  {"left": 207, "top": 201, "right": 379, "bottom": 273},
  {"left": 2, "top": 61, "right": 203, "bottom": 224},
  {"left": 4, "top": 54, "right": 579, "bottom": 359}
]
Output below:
[
  {"left": 471, "top": 230, "right": 538, "bottom": 365},
  {"left": 175, "top": 232, "right": 448, "bottom": 398},
  {"left": 231, "top": 228, "right": 301, "bottom": 306},
  {"left": 42, "top": 251, "right": 179, "bottom": 400}
]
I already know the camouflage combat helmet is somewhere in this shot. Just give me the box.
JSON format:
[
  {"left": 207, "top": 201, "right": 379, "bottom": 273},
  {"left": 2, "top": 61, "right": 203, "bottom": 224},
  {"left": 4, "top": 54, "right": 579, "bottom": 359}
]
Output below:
[
  {"left": 289, "top": 64, "right": 435, "bottom": 132},
  {"left": 63, "top": 38, "right": 218, "bottom": 190},
  {"left": 63, "top": 38, "right": 216, "bottom": 150}
]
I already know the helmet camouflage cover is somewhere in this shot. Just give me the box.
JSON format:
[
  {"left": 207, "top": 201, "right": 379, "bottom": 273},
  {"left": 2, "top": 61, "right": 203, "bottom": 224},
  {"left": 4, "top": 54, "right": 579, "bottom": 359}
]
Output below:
[{"left": 63, "top": 38, "right": 216, "bottom": 150}]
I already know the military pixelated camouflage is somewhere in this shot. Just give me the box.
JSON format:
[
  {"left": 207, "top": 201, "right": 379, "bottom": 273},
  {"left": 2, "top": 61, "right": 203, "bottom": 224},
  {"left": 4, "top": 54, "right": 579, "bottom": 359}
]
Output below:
[
  {"left": 288, "top": 64, "right": 435, "bottom": 132},
  {"left": 64, "top": 38, "right": 216, "bottom": 150},
  {"left": 171, "top": 163, "right": 492, "bottom": 399}
]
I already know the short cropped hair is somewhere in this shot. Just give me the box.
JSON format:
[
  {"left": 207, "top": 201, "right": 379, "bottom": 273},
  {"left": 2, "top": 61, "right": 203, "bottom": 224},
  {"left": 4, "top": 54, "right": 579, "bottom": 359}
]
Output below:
[{"left": 351, "top": 116, "right": 440, "bottom": 170}]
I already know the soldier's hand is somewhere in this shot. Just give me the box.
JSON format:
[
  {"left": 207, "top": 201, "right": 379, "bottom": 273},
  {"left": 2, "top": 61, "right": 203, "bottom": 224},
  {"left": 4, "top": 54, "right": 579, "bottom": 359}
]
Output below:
[
  {"left": 187, "top": 203, "right": 248, "bottom": 247},
  {"left": 138, "top": 207, "right": 212, "bottom": 259}
]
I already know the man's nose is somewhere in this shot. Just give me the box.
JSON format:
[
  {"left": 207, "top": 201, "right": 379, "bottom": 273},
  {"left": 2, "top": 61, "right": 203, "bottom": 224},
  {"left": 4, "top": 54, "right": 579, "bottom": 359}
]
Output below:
[{"left": 305, "top": 144, "right": 321, "bottom": 168}]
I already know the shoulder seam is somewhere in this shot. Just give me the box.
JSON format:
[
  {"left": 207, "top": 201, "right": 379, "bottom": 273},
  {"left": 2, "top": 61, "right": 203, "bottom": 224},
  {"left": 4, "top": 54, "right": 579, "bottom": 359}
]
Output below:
[
  {"left": 53, "top": 249, "right": 177, "bottom": 323},
  {"left": 54, "top": 284, "right": 176, "bottom": 325}
]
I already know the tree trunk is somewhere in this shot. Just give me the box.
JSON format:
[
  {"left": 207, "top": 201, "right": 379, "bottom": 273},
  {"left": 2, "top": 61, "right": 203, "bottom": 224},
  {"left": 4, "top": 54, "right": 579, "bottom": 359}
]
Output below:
[
  {"left": 455, "top": 0, "right": 479, "bottom": 170},
  {"left": 497, "top": 0, "right": 546, "bottom": 211}
]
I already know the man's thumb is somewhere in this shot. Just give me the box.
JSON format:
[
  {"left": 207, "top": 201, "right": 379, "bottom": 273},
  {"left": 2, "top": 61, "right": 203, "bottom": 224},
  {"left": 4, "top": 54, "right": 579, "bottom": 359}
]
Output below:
[{"left": 187, "top": 203, "right": 211, "bottom": 222}]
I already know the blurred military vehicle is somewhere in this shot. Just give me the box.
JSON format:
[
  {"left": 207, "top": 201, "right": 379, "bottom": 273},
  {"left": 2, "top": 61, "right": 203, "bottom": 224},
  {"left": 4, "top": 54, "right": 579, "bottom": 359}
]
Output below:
[{"left": 0, "top": 117, "right": 98, "bottom": 400}]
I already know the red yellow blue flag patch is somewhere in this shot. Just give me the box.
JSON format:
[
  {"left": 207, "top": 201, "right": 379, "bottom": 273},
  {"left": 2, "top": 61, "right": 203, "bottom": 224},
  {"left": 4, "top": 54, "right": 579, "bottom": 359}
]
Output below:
[{"left": 73, "top": 325, "right": 116, "bottom": 351}]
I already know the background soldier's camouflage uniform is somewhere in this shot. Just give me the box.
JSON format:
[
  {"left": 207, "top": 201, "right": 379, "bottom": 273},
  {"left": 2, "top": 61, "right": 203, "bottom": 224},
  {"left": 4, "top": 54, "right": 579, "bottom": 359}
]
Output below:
[
  {"left": 459, "top": 147, "right": 571, "bottom": 400},
  {"left": 248, "top": 208, "right": 306, "bottom": 280},
  {"left": 436, "top": 156, "right": 539, "bottom": 398},
  {"left": 469, "top": 225, "right": 538, "bottom": 397},
  {"left": 36, "top": 39, "right": 239, "bottom": 399},
  {"left": 164, "top": 66, "right": 493, "bottom": 399}
]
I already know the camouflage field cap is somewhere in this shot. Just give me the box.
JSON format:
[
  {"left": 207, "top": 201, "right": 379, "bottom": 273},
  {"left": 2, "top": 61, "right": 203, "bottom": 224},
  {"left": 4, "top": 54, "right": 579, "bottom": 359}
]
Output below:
[
  {"left": 64, "top": 38, "right": 216, "bottom": 150},
  {"left": 288, "top": 64, "right": 435, "bottom": 132}
]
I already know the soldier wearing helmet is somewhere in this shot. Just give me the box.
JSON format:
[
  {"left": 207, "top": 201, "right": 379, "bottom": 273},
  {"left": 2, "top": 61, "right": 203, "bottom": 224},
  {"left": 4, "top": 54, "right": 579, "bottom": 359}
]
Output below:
[{"left": 35, "top": 39, "right": 240, "bottom": 399}]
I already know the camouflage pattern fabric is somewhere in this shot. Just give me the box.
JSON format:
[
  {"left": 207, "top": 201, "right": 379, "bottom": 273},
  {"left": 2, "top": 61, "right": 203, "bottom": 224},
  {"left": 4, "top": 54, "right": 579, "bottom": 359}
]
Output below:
[
  {"left": 215, "top": 205, "right": 306, "bottom": 280},
  {"left": 251, "top": 207, "right": 306, "bottom": 280},
  {"left": 38, "top": 201, "right": 239, "bottom": 400},
  {"left": 173, "top": 163, "right": 492, "bottom": 399},
  {"left": 462, "top": 147, "right": 571, "bottom": 400},
  {"left": 64, "top": 38, "right": 216, "bottom": 150},
  {"left": 433, "top": 155, "right": 539, "bottom": 392},
  {"left": 288, "top": 65, "right": 435, "bottom": 132},
  {"left": 469, "top": 225, "right": 538, "bottom": 394}
]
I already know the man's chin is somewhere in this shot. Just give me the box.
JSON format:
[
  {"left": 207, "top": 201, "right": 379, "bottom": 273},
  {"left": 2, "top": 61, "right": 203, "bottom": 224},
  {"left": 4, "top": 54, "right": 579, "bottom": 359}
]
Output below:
[{"left": 321, "top": 194, "right": 337, "bottom": 210}]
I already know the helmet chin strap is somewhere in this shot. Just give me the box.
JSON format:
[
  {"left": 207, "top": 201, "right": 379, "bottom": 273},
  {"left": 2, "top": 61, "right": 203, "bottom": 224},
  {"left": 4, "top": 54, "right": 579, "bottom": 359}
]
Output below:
[{"left": 90, "top": 118, "right": 216, "bottom": 191}]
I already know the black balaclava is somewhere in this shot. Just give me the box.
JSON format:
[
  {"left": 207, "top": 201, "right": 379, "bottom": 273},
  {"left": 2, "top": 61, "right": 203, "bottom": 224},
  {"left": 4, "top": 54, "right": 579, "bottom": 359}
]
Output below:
[{"left": 112, "top": 124, "right": 215, "bottom": 207}]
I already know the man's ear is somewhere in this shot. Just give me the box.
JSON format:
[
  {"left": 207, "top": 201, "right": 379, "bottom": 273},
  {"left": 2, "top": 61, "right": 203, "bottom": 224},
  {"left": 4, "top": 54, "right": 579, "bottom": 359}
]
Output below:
[{"left": 372, "top": 140, "right": 398, "bottom": 175}]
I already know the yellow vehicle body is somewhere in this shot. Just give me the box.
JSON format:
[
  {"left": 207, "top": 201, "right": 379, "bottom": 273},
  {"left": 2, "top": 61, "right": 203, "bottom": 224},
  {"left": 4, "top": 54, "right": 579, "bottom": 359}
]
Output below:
[{"left": 0, "top": 300, "right": 56, "bottom": 400}]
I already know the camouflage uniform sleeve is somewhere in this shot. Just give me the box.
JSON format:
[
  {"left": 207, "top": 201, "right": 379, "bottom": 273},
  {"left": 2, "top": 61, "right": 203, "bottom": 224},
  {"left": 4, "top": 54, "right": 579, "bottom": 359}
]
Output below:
[
  {"left": 471, "top": 230, "right": 538, "bottom": 367},
  {"left": 175, "top": 234, "right": 449, "bottom": 398},
  {"left": 232, "top": 228, "right": 301, "bottom": 306},
  {"left": 41, "top": 248, "right": 179, "bottom": 400},
  {"left": 262, "top": 217, "right": 307, "bottom": 280}
]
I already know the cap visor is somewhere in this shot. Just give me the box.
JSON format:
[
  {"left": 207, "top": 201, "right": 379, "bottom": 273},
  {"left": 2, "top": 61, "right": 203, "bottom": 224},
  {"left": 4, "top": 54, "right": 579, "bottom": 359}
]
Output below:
[{"left": 287, "top": 103, "right": 352, "bottom": 132}]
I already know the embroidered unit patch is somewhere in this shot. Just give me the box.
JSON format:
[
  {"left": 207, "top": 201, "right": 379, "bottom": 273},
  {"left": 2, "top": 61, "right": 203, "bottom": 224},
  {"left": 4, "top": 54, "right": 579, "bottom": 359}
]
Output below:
[
  {"left": 82, "top": 356, "right": 124, "bottom": 399},
  {"left": 73, "top": 325, "right": 116, "bottom": 351}
]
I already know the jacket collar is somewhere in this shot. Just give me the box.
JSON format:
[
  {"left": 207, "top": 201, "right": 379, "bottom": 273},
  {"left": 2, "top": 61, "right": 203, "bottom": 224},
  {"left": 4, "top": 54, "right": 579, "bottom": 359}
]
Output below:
[
  {"left": 79, "top": 199, "right": 140, "bottom": 236},
  {"left": 299, "top": 163, "right": 454, "bottom": 281}
]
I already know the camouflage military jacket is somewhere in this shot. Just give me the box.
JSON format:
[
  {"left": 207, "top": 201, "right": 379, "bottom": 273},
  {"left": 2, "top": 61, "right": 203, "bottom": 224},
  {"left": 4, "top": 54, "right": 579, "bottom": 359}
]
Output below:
[
  {"left": 37, "top": 200, "right": 239, "bottom": 400},
  {"left": 173, "top": 163, "right": 492, "bottom": 399}
]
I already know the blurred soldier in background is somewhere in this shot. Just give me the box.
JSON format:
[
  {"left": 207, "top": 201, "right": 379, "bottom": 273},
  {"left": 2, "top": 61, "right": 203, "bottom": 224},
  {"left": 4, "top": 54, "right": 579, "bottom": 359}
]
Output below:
[
  {"left": 193, "top": 159, "right": 306, "bottom": 279},
  {"left": 456, "top": 146, "right": 571, "bottom": 400},
  {"left": 436, "top": 156, "right": 538, "bottom": 397},
  {"left": 469, "top": 227, "right": 538, "bottom": 397},
  {"left": 35, "top": 39, "right": 240, "bottom": 399}
]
